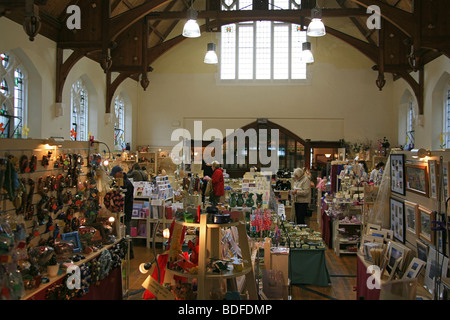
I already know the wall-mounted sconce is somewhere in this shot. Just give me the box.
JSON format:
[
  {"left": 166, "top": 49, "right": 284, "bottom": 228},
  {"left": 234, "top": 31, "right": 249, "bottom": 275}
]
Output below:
[{"left": 411, "top": 148, "right": 431, "bottom": 159}]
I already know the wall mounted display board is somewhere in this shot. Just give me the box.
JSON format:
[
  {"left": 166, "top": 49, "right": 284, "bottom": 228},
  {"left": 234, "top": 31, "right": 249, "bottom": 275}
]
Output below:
[
  {"left": 390, "top": 154, "right": 405, "bottom": 195},
  {"left": 390, "top": 197, "right": 405, "bottom": 243}
]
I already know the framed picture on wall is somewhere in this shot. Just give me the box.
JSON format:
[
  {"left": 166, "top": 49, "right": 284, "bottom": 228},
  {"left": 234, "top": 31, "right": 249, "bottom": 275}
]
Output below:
[
  {"left": 390, "top": 154, "right": 405, "bottom": 195},
  {"left": 405, "top": 163, "right": 429, "bottom": 197},
  {"left": 428, "top": 160, "right": 439, "bottom": 200},
  {"left": 417, "top": 205, "right": 435, "bottom": 245},
  {"left": 390, "top": 197, "right": 405, "bottom": 243},
  {"left": 404, "top": 200, "right": 418, "bottom": 237}
]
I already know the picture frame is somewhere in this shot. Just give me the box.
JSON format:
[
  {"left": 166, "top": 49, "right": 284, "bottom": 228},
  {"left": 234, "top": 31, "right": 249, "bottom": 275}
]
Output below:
[
  {"left": 428, "top": 160, "right": 439, "bottom": 200},
  {"left": 390, "top": 197, "right": 405, "bottom": 243},
  {"left": 416, "top": 239, "right": 429, "bottom": 263},
  {"left": 417, "top": 205, "right": 435, "bottom": 245},
  {"left": 359, "top": 234, "right": 384, "bottom": 255},
  {"left": 404, "top": 200, "right": 418, "bottom": 237},
  {"left": 381, "top": 241, "right": 407, "bottom": 281},
  {"left": 424, "top": 246, "right": 449, "bottom": 297},
  {"left": 390, "top": 154, "right": 405, "bottom": 195},
  {"left": 402, "top": 257, "right": 426, "bottom": 280},
  {"left": 61, "top": 231, "right": 82, "bottom": 253},
  {"left": 405, "top": 163, "right": 429, "bottom": 197}
]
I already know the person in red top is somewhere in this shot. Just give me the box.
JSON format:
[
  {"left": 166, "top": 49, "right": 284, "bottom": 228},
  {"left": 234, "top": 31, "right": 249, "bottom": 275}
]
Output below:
[{"left": 210, "top": 160, "right": 224, "bottom": 205}]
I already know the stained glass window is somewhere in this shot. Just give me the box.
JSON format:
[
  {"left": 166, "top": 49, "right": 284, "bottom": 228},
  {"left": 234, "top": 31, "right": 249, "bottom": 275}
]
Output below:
[
  {"left": 114, "top": 95, "right": 125, "bottom": 150},
  {"left": 406, "top": 100, "right": 415, "bottom": 148},
  {"left": 444, "top": 88, "right": 450, "bottom": 147},
  {"left": 220, "top": 0, "right": 307, "bottom": 81},
  {"left": 0, "top": 52, "right": 26, "bottom": 139},
  {"left": 70, "top": 79, "right": 88, "bottom": 141}
]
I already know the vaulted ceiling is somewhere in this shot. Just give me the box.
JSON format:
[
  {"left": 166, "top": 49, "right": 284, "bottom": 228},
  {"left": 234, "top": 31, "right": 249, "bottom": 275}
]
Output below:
[{"left": 1, "top": 0, "right": 449, "bottom": 115}]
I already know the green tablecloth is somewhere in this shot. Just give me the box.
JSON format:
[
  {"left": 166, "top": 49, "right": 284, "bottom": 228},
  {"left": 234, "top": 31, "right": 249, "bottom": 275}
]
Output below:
[{"left": 288, "top": 248, "right": 331, "bottom": 287}]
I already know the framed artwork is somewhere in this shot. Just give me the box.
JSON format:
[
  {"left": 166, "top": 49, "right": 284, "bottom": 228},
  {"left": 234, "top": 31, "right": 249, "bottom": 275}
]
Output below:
[
  {"left": 405, "top": 163, "right": 429, "bottom": 197},
  {"left": 61, "top": 231, "right": 82, "bottom": 253},
  {"left": 416, "top": 239, "right": 429, "bottom": 263},
  {"left": 428, "top": 160, "right": 438, "bottom": 200},
  {"left": 424, "top": 246, "right": 449, "bottom": 297},
  {"left": 404, "top": 200, "right": 418, "bottom": 237},
  {"left": 390, "top": 154, "right": 405, "bottom": 195},
  {"left": 402, "top": 257, "right": 426, "bottom": 280},
  {"left": 417, "top": 205, "right": 435, "bottom": 245},
  {"left": 390, "top": 197, "right": 405, "bottom": 243}
]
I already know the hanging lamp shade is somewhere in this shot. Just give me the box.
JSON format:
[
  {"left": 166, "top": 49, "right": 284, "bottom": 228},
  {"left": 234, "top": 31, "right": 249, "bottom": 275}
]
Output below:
[
  {"left": 307, "top": 4, "right": 326, "bottom": 37},
  {"left": 204, "top": 42, "right": 218, "bottom": 64},
  {"left": 182, "top": 9, "right": 201, "bottom": 38},
  {"left": 307, "top": 18, "right": 326, "bottom": 37},
  {"left": 301, "top": 42, "right": 314, "bottom": 63}
]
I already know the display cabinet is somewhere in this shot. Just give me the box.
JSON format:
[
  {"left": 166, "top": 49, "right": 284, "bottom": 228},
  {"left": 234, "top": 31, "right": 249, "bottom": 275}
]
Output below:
[
  {"left": 167, "top": 211, "right": 258, "bottom": 300},
  {"left": 333, "top": 220, "right": 361, "bottom": 256}
]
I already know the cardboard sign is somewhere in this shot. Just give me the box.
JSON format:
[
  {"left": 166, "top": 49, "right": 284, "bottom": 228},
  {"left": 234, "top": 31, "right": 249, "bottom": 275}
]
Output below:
[{"left": 142, "top": 275, "right": 175, "bottom": 300}]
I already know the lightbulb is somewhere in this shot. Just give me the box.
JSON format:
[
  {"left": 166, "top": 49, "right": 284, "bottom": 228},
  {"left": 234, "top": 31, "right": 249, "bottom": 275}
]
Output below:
[
  {"left": 108, "top": 216, "right": 115, "bottom": 223},
  {"left": 139, "top": 263, "right": 150, "bottom": 274},
  {"left": 103, "top": 159, "right": 109, "bottom": 166},
  {"left": 163, "top": 228, "right": 170, "bottom": 239}
]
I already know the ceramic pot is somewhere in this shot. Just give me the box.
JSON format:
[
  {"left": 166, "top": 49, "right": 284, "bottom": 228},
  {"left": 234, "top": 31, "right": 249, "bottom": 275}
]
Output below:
[
  {"left": 47, "top": 264, "right": 59, "bottom": 277},
  {"left": 245, "top": 193, "right": 254, "bottom": 208},
  {"left": 236, "top": 193, "right": 244, "bottom": 207},
  {"left": 229, "top": 193, "right": 237, "bottom": 207},
  {"left": 256, "top": 193, "right": 263, "bottom": 207}
]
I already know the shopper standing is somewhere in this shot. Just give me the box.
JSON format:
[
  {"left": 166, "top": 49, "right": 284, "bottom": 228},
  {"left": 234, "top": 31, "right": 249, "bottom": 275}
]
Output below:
[
  {"left": 127, "top": 163, "right": 148, "bottom": 181},
  {"left": 292, "top": 168, "right": 311, "bottom": 225},
  {"left": 110, "top": 165, "right": 135, "bottom": 258},
  {"left": 370, "top": 161, "right": 385, "bottom": 185},
  {"left": 209, "top": 161, "right": 224, "bottom": 206}
]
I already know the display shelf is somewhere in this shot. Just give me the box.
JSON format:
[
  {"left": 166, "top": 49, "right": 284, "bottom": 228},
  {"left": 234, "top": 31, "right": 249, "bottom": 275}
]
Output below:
[
  {"left": 21, "top": 241, "right": 122, "bottom": 300},
  {"left": 137, "top": 151, "right": 157, "bottom": 175},
  {"left": 333, "top": 220, "right": 361, "bottom": 256},
  {"left": 166, "top": 211, "right": 258, "bottom": 300}
]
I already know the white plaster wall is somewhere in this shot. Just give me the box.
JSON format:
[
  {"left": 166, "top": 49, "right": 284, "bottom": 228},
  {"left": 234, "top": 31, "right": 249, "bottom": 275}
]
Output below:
[
  {"left": 0, "top": 18, "right": 138, "bottom": 150},
  {"left": 393, "top": 55, "right": 450, "bottom": 150},
  {"left": 138, "top": 32, "right": 395, "bottom": 148}
]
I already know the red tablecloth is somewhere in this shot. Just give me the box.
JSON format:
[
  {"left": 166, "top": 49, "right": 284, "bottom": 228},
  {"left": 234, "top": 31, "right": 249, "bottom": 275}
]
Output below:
[
  {"left": 356, "top": 255, "right": 380, "bottom": 300},
  {"left": 26, "top": 267, "right": 123, "bottom": 300},
  {"left": 320, "top": 200, "right": 332, "bottom": 248}
]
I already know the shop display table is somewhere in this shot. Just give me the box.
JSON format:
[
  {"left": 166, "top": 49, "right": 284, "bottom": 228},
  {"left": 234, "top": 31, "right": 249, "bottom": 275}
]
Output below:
[
  {"left": 22, "top": 242, "right": 124, "bottom": 300},
  {"left": 288, "top": 248, "right": 331, "bottom": 287},
  {"left": 356, "top": 253, "right": 380, "bottom": 300},
  {"left": 25, "top": 267, "right": 123, "bottom": 300}
]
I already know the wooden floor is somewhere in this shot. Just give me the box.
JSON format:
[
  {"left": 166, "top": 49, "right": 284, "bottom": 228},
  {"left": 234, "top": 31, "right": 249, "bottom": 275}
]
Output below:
[{"left": 124, "top": 211, "right": 358, "bottom": 300}]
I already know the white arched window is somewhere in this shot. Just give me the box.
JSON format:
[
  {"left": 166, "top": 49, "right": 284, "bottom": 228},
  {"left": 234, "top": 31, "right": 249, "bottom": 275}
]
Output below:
[
  {"left": 220, "top": 0, "right": 307, "bottom": 81},
  {"left": 0, "top": 52, "right": 26, "bottom": 138},
  {"left": 406, "top": 99, "right": 415, "bottom": 149},
  {"left": 114, "top": 94, "right": 125, "bottom": 150},
  {"left": 70, "top": 79, "right": 88, "bottom": 141}
]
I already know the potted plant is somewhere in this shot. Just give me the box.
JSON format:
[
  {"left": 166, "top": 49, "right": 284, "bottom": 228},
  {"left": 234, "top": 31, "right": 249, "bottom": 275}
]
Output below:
[{"left": 46, "top": 254, "right": 59, "bottom": 277}]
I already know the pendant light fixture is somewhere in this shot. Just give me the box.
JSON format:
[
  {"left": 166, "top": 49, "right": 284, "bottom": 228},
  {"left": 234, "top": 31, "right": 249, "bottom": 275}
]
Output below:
[
  {"left": 204, "top": 42, "right": 218, "bottom": 64},
  {"left": 182, "top": 8, "right": 201, "bottom": 38},
  {"left": 307, "top": 0, "right": 326, "bottom": 37},
  {"left": 301, "top": 41, "right": 314, "bottom": 63}
]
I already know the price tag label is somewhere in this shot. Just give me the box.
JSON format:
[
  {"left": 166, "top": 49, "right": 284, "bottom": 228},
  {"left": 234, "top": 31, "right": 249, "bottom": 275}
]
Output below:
[
  {"left": 142, "top": 275, "right": 175, "bottom": 300},
  {"left": 278, "top": 204, "right": 285, "bottom": 220}
]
